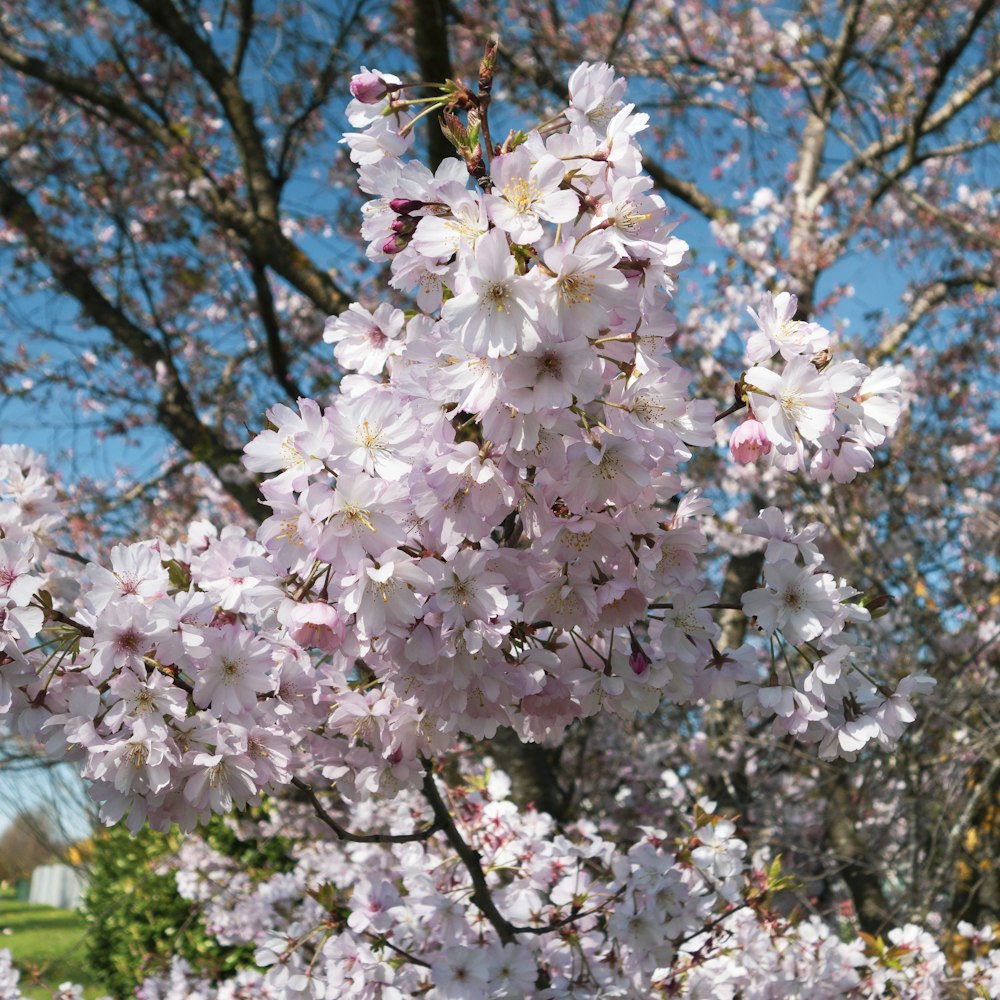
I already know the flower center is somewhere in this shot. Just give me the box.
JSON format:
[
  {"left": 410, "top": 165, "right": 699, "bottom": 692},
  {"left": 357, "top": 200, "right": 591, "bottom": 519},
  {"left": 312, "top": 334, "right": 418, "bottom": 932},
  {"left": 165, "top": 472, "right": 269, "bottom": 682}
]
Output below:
[
  {"left": 501, "top": 176, "right": 542, "bottom": 215},
  {"left": 220, "top": 656, "right": 242, "bottom": 679},
  {"left": 356, "top": 420, "right": 389, "bottom": 454},
  {"left": 779, "top": 390, "right": 806, "bottom": 420},
  {"left": 280, "top": 435, "right": 303, "bottom": 468},
  {"left": 557, "top": 271, "right": 595, "bottom": 307},
  {"left": 482, "top": 282, "right": 511, "bottom": 314}
]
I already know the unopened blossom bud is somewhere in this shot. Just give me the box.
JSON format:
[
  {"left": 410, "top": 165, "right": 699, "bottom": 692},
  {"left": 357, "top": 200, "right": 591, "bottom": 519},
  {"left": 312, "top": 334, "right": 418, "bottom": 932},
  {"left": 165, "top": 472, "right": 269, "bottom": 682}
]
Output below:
[
  {"left": 381, "top": 234, "right": 409, "bottom": 255},
  {"left": 629, "top": 649, "right": 650, "bottom": 675},
  {"left": 350, "top": 71, "right": 390, "bottom": 104},
  {"left": 865, "top": 593, "right": 893, "bottom": 619},
  {"left": 390, "top": 216, "right": 418, "bottom": 236},
  {"left": 479, "top": 35, "right": 499, "bottom": 94},
  {"left": 388, "top": 198, "right": 425, "bottom": 215},
  {"left": 729, "top": 417, "right": 772, "bottom": 464},
  {"left": 466, "top": 146, "right": 486, "bottom": 179},
  {"left": 287, "top": 602, "right": 346, "bottom": 653}
]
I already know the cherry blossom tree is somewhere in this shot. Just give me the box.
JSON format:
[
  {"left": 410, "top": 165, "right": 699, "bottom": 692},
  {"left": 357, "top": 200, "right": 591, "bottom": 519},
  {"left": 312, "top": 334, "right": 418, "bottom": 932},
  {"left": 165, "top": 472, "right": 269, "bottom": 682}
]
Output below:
[{"left": 0, "top": 1, "right": 998, "bottom": 995}]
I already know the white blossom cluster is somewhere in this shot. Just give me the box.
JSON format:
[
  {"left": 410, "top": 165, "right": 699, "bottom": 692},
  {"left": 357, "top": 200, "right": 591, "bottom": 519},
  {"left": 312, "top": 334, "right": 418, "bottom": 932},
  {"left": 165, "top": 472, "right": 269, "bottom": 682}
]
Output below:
[
  {"left": 5, "top": 769, "right": 997, "bottom": 999},
  {"left": 0, "top": 59, "right": 928, "bottom": 829},
  {"left": 0, "top": 60, "right": 947, "bottom": 996}
]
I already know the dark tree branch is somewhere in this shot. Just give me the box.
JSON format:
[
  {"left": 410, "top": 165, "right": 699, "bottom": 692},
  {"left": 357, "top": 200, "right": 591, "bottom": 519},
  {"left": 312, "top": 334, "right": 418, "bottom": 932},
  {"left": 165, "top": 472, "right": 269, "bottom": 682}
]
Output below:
[
  {"left": 411, "top": 0, "right": 455, "bottom": 168},
  {"left": 868, "top": 270, "right": 996, "bottom": 365},
  {"left": 824, "top": 766, "right": 896, "bottom": 935},
  {"left": 274, "top": 0, "right": 368, "bottom": 187},
  {"left": 904, "top": 0, "right": 998, "bottom": 164},
  {"left": 131, "top": 0, "right": 279, "bottom": 222},
  {"left": 290, "top": 775, "right": 443, "bottom": 844},
  {"left": 0, "top": 172, "right": 262, "bottom": 518},
  {"left": 0, "top": 39, "right": 350, "bottom": 316},
  {"left": 231, "top": 0, "right": 255, "bottom": 78},
  {"left": 249, "top": 256, "right": 306, "bottom": 401},
  {"left": 420, "top": 761, "right": 517, "bottom": 944},
  {"left": 605, "top": 0, "right": 639, "bottom": 65}
]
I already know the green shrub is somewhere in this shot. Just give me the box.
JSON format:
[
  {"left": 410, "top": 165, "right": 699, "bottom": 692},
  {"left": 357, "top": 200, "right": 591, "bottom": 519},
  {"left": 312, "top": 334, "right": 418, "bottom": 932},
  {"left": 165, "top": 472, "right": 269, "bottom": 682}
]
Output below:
[{"left": 83, "top": 805, "right": 294, "bottom": 999}]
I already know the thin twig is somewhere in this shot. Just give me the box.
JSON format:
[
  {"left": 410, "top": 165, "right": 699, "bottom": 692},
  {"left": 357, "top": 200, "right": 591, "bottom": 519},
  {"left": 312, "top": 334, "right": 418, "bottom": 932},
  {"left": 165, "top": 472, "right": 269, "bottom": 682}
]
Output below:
[
  {"left": 419, "top": 761, "right": 517, "bottom": 944},
  {"left": 292, "top": 775, "right": 443, "bottom": 844},
  {"left": 510, "top": 886, "right": 626, "bottom": 935}
]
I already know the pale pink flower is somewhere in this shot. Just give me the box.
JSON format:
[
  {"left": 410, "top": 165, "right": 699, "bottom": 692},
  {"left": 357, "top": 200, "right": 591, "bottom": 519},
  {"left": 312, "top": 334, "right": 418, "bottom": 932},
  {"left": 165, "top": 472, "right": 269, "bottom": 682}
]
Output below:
[
  {"left": 81, "top": 541, "right": 169, "bottom": 614},
  {"left": 746, "top": 291, "right": 830, "bottom": 362},
  {"left": 810, "top": 437, "right": 874, "bottom": 483},
  {"left": 563, "top": 438, "right": 651, "bottom": 511},
  {"left": 86, "top": 599, "right": 162, "bottom": 682},
  {"left": 441, "top": 228, "right": 541, "bottom": 357},
  {"left": 322, "top": 301, "right": 407, "bottom": 375},
  {"left": 345, "top": 68, "right": 403, "bottom": 126},
  {"left": 242, "top": 397, "right": 333, "bottom": 494},
  {"left": 594, "top": 175, "right": 670, "bottom": 254},
  {"left": 486, "top": 148, "right": 578, "bottom": 243},
  {"left": 327, "top": 390, "right": 421, "bottom": 481},
  {"left": 311, "top": 474, "right": 409, "bottom": 564},
  {"left": 280, "top": 601, "right": 346, "bottom": 653},
  {"left": 346, "top": 878, "right": 400, "bottom": 934},
  {"left": 856, "top": 364, "right": 904, "bottom": 445},
  {"left": 425, "top": 549, "right": 511, "bottom": 629},
  {"left": 349, "top": 69, "right": 393, "bottom": 104},
  {"left": 498, "top": 338, "right": 601, "bottom": 412},
  {"left": 341, "top": 551, "right": 432, "bottom": 641},
  {"left": 540, "top": 235, "right": 629, "bottom": 337},
  {"left": 729, "top": 417, "right": 772, "bottom": 463},
  {"left": 184, "top": 734, "right": 260, "bottom": 813},
  {"left": 742, "top": 561, "right": 839, "bottom": 644},
  {"left": 745, "top": 356, "right": 836, "bottom": 449},
  {"left": 341, "top": 116, "right": 411, "bottom": 166},
  {"left": 85, "top": 718, "right": 175, "bottom": 798},
  {"left": 411, "top": 185, "right": 488, "bottom": 259},
  {"left": 567, "top": 61, "right": 627, "bottom": 130},
  {"left": 193, "top": 625, "right": 275, "bottom": 716},
  {"left": 873, "top": 673, "right": 936, "bottom": 740},
  {"left": 0, "top": 538, "right": 40, "bottom": 606}
]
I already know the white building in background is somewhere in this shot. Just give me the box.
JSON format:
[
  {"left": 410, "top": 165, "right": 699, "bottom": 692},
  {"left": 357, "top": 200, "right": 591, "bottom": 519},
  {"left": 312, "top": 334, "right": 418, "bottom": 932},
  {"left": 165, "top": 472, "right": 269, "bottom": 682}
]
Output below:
[{"left": 28, "top": 863, "right": 87, "bottom": 910}]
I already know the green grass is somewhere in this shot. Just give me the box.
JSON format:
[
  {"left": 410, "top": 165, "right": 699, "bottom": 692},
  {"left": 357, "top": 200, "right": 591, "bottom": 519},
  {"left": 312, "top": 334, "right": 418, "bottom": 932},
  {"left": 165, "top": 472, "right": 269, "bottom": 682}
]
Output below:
[{"left": 0, "top": 889, "right": 106, "bottom": 999}]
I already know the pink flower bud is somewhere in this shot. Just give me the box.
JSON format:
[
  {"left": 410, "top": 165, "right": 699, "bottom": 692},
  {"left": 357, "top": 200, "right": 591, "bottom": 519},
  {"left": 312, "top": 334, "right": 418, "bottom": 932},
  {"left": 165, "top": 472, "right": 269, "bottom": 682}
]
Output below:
[
  {"left": 390, "top": 216, "right": 418, "bottom": 236},
  {"left": 349, "top": 71, "right": 390, "bottom": 104},
  {"left": 629, "top": 649, "right": 650, "bottom": 675},
  {"left": 729, "top": 418, "right": 772, "bottom": 464},
  {"left": 389, "top": 198, "right": 425, "bottom": 215},
  {"left": 381, "top": 234, "right": 408, "bottom": 255},
  {"left": 287, "top": 602, "right": 346, "bottom": 653}
]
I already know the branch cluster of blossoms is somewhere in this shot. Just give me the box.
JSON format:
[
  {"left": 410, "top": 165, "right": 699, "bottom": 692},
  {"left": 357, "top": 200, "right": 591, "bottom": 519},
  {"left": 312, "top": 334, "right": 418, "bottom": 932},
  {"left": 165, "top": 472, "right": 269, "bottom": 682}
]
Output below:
[
  {"left": 7, "top": 769, "right": 999, "bottom": 1000},
  {"left": 734, "top": 289, "right": 905, "bottom": 483},
  {"left": 0, "top": 56, "right": 945, "bottom": 996}
]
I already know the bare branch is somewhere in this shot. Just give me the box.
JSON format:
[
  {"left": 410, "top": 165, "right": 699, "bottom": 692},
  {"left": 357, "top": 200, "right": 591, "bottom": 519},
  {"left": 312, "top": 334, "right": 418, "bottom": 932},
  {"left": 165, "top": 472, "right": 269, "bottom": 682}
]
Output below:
[
  {"left": 867, "top": 269, "right": 996, "bottom": 364},
  {"left": 812, "top": 49, "right": 1000, "bottom": 208},
  {"left": 249, "top": 256, "right": 305, "bottom": 401},
  {"left": 231, "top": 0, "right": 254, "bottom": 78},
  {"left": 0, "top": 172, "right": 262, "bottom": 517},
  {"left": 290, "top": 775, "right": 443, "bottom": 844},
  {"left": 131, "top": 0, "right": 279, "bottom": 222},
  {"left": 411, "top": 0, "right": 455, "bottom": 168},
  {"left": 824, "top": 766, "right": 896, "bottom": 935},
  {"left": 0, "top": 39, "right": 350, "bottom": 315},
  {"left": 788, "top": 0, "right": 867, "bottom": 310},
  {"left": 927, "top": 755, "right": 1000, "bottom": 920},
  {"left": 420, "top": 762, "right": 517, "bottom": 944},
  {"left": 509, "top": 887, "right": 626, "bottom": 935},
  {"left": 605, "top": 0, "right": 639, "bottom": 64}
]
